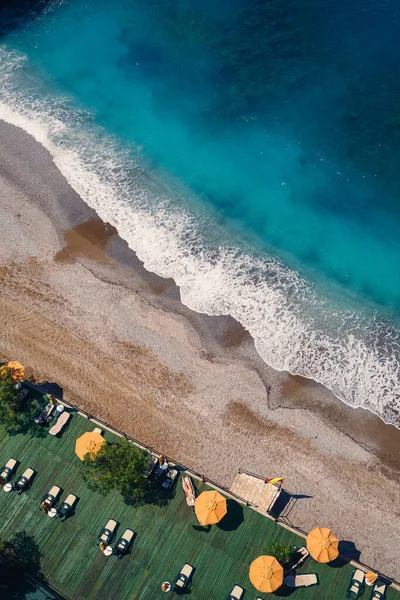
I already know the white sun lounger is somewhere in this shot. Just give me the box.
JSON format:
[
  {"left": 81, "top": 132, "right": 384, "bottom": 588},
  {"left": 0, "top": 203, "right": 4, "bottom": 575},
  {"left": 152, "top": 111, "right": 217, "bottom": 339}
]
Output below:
[
  {"left": 284, "top": 573, "right": 319, "bottom": 588},
  {"left": 115, "top": 528, "right": 135, "bottom": 558},
  {"left": 15, "top": 468, "right": 35, "bottom": 493},
  {"left": 48, "top": 412, "right": 71, "bottom": 436},
  {"left": 228, "top": 585, "right": 244, "bottom": 600},
  {"left": 41, "top": 485, "right": 61, "bottom": 510},
  {"left": 56, "top": 494, "right": 77, "bottom": 520},
  {"left": 175, "top": 564, "right": 194, "bottom": 589},
  {"left": 0, "top": 458, "right": 17, "bottom": 483},
  {"left": 98, "top": 519, "right": 117, "bottom": 544},
  {"left": 291, "top": 546, "right": 309, "bottom": 571},
  {"left": 93, "top": 427, "right": 102, "bottom": 434},
  {"left": 347, "top": 569, "right": 365, "bottom": 597},
  {"left": 62, "top": 493, "right": 77, "bottom": 508},
  {"left": 371, "top": 582, "right": 387, "bottom": 600}
]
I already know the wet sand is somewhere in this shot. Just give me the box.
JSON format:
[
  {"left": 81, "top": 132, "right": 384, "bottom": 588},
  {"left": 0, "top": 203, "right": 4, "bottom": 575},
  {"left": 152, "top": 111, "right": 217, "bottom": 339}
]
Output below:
[{"left": 0, "top": 119, "right": 399, "bottom": 577}]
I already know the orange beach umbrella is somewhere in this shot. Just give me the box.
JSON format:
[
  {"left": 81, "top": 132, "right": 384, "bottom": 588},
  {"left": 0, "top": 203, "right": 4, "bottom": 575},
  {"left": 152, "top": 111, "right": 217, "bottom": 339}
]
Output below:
[
  {"left": 0, "top": 361, "right": 25, "bottom": 382},
  {"left": 249, "top": 555, "right": 284, "bottom": 593},
  {"left": 306, "top": 527, "right": 339, "bottom": 563},
  {"left": 75, "top": 431, "right": 106, "bottom": 461},
  {"left": 195, "top": 490, "right": 227, "bottom": 526}
]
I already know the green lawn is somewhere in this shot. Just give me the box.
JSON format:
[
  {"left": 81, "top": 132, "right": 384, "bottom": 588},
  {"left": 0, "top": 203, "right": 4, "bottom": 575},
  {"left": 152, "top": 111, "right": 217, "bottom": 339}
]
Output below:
[{"left": 0, "top": 401, "right": 398, "bottom": 600}]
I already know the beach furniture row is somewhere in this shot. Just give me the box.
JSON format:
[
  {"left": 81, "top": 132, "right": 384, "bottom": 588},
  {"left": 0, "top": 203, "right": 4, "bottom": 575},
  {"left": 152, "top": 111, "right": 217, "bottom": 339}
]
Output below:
[
  {"left": 346, "top": 568, "right": 387, "bottom": 599},
  {"left": 97, "top": 520, "right": 135, "bottom": 558}
]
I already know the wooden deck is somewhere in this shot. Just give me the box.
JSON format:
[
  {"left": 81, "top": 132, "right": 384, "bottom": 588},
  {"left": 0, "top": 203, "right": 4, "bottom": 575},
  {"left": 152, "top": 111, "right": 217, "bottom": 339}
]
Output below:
[
  {"left": 0, "top": 407, "right": 398, "bottom": 600},
  {"left": 230, "top": 472, "right": 281, "bottom": 512}
]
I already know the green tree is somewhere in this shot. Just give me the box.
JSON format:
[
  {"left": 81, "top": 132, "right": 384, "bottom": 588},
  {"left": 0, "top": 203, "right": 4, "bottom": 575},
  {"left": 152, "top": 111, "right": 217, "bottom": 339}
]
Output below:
[
  {"left": 0, "top": 531, "right": 41, "bottom": 590},
  {"left": 265, "top": 541, "right": 294, "bottom": 565},
  {"left": 82, "top": 439, "right": 152, "bottom": 505},
  {"left": 0, "top": 370, "right": 42, "bottom": 436}
]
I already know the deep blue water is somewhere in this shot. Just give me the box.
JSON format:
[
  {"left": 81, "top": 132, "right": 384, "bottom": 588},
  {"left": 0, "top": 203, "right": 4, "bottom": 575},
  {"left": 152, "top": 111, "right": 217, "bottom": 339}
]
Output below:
[{"left": 0, "top": 0, "right": 399, "bottom": 424}]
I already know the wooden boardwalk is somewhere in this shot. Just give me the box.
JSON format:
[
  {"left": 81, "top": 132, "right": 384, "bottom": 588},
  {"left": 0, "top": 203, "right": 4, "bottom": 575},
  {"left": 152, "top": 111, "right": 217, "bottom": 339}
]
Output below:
[
  {"left": 230, "top": 472, "right": 281, "bottom": 512},
  {"left": 0, "top": 410, "right": 398, "bottom": 600}
]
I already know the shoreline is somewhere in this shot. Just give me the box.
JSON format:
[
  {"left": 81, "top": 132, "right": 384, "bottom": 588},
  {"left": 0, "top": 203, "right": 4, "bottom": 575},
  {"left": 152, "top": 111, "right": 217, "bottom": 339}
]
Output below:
[{"left": 0, "top": 119, "right": 399, "bottom": 575}]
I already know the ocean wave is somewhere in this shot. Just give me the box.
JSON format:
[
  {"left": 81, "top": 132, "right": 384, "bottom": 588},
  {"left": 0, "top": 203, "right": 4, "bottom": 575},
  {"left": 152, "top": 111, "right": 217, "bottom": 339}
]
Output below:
[{"left": 0, "top": 46, "right": 399, "bottom": 427}]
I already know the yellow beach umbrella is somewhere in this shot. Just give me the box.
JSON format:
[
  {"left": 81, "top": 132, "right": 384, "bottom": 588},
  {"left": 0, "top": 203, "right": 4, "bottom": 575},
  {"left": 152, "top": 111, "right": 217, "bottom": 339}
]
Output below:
[
  {"left": 249, "top": 555, "right": 284, "bottom": 593},
  {"left": 0, "top": 361, "right": 25, "bottom": 382},
  {"left": 75, "top": 431, "right": 106, "bottom": 461},
  {"left": 195, "top": 490, "right": 227, "bottom": 525},
  {"left": 306, "top": 527, "right": 339, "bottom": 563}
]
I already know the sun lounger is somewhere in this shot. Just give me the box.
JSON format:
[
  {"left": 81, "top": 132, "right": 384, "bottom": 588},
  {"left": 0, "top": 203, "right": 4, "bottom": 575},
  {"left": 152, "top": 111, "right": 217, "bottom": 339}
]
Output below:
[
  {"left": 182, "top": 476, "right": 196, "bottom": 506},
  {"left": 48, "top": 411, "right": 71, "bottom": 436},
  {"left": 371, "top": 582, "right": 387, "bottom": 600},
  {"left": 0, "top": 458, "right": 17, "bottom": 484},
  {"left": 14, "top": 468, "right": 35, "bottom": 494},
  {"left": 174, "top": 563, "right": 194, "bottom": 590},
  {"left": 284, "top": 573, "right": 319, "bottom": 588},
  {"left": 290, "top": 546, "right": 309, "bottom": 571},
  {"left": 40, "top": 485, "right": 61, "bottom": 511},
  {"left": 34, "top": 403, "right": 56, "bottom": 425},
  {"left": 93, "top": 427, "right": 102, "bottom": 434},
  {"left": 227, "top": 585, "right": 244, "bottom": 600},
  {"left": 162, "top": 468, "right": 179, "bottom": 489},
  {"left": 97, "top": 519, "right": 117, "bottom": 545},
  {"left": 114, "top": 528, "right": 135, "bottom": 558},
  {"left": 56, "top": 494, "right": 77, "bottom": 521},
  {"left": 145, "top": 455, "right": 159, "bottom": 479},
  {"left": 346, "top": 569, "right": 365, "bottom": 599}
]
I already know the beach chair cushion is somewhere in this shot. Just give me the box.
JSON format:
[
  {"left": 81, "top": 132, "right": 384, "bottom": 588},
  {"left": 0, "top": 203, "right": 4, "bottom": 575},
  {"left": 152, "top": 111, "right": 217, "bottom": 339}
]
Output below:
[
  {"left": 105, "top": 519, "right": 117, "bottom": 531},
  {"left": 5, "top": 458, "right": 17, "bottom": 470},
  {"left": 162, "top": 468, "right": 179, "bottom": 488},
  {"left": 63, "top": 494, "right": 77, "bottom": 507},
  {"left": 346, "top": 569, "right": 365, "bottom": 598},
  {"left": 99, "top": 519, "right": 117, "bottom": 543},
  {"left": 15, "top": 468, "right": 35, "bottom": 490},
  {"left": 48, "top": 486, "right": 61, "bottom": 498},
  {"left": 284, "top": 573, "right": 318, "bottom": 588},
  {"left": 121, "top": 529, "right": 135, "bottom": 544},
  {"left": 116, "top": 529, "right": 135, "bottom": 549},
  {"left": 228, "top": 585, "right": 244, "bottom": 600},
  {"left": 372, "top": 582, "right": 387, "bottom": 600},
  {"left": 0, "top": 458, "right": 17, "bottom": 481},
  {"left": 57, "top": 494, "right": 77, "bottom": 519},
  {"left": 115, "top": 529, "right": 135, "bottom": 557},
  {"left": 175, "top": 563, "right": 194, "bottom": 588},
  {"left": 22, "top": 468, "right": 35, "bottom": 480},
  {"left": 48, "top": 412, "right": 71, "bottom": 436}
]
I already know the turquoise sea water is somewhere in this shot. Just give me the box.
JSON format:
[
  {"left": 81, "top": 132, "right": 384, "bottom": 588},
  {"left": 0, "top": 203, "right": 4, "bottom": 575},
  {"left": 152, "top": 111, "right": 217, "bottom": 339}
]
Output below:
[{"left": 0, "top": 0, "right": 399, "bottom": 424}]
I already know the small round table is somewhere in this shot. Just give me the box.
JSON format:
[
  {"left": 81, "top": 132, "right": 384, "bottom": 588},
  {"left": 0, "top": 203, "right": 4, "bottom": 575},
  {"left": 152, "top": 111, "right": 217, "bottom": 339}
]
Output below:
[
  {"left": 104, "top": 546, "right": 113, "bottom": 557},
  {"left": 3, "top": 483, "right": 12, "bottom": 492},
  {"left": 48, "top": 508, "right": 57, "bottom": 518},
  {"left": 161, "top": 582, "right": 171, "bottom": 593}
]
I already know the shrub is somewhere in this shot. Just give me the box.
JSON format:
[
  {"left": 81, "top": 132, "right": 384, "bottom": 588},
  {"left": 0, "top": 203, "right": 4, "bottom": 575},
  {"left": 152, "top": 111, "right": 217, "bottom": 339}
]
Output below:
[
  {"left": 265, "top": 541, "right": 294, "bottom": 564},
  {"left": 0, "top": 370, "right": 42, "bottom": 436}
]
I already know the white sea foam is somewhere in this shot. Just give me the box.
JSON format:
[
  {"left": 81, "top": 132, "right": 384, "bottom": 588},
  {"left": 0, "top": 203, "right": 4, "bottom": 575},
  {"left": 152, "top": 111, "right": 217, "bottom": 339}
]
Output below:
[{"left": 0, "top": 47, "right": 399, "bottom": 427}]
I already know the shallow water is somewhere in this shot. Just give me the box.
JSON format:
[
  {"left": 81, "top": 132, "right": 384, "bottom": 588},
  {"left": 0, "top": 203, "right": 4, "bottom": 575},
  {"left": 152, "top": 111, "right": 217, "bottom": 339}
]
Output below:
[{"left": 0, "top": 0, "right": 400, "bottom": 425}]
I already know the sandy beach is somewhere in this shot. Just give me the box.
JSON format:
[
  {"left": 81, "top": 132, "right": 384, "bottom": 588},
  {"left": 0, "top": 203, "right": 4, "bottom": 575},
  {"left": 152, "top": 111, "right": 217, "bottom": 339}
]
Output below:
[{"left": 0, "top": 120, "right": 399, "bottom": 578}]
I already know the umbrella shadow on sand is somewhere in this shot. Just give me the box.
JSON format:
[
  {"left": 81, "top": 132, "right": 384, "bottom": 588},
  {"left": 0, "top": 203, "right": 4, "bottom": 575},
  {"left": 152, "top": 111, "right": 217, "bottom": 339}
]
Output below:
[
  {"left": 217, "top": 499, "right": 244, "bottom": 532},
  {"left": 327, "top": 541, "right": 360, "bottom": 568},
  {"left": 39, "top": 382, "right": 64, "bottom": 400}
]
